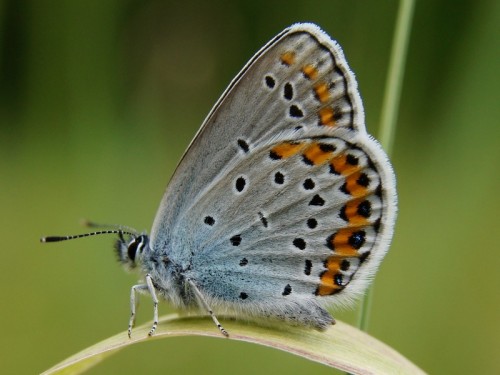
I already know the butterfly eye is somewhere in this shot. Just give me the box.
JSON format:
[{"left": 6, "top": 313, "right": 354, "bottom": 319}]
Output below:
[
  {"left": 127, "top": 235, "right": 148, "bottom": 263},
  {"left": 127, "top": 239, "right": 139, "bottom": 262}
]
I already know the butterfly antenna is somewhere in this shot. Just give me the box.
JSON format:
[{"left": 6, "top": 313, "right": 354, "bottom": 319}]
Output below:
[
  {"left": 81, "top": 219, "right": 139, "bottom": 234},
  {"left": 40, "top": 230, "right": 136, "bottom": 243}
]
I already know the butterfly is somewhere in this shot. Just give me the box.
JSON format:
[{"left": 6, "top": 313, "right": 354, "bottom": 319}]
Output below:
[{"left": 42, "top": 23, "right": 397, "bottom": 338}]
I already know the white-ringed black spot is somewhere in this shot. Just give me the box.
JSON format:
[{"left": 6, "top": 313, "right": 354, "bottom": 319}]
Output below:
[
  {"left": 237, "top": 139, "right": 249, "bottom": 153},
  {"left": 239, "top": 292, "right": 248, "bottom": 300},
  {"left": 282, "top": 284, "right": 292, "bottom": 296},
  {"left": 307, "top": 218, "right": 317, "bottom": 229},
  {"left": 340, "top": 259, "right": 350, "bottom": 271},
  {"left": 239, "top": 258, "right": 248, "bottom": 266},
  {"left": 274, "top": 171, "right": 285, "bottom": 184},
  {"left": 346, "top": 154, "right": 359, "bottom": 165},
  {"left": 230, "top": 234, "right": 242, "bottom": 246},
  {"left": 357, "top": 200, "right": 371, "bottom": 218},
  {"left": 304, "top": 260, "right": 312, "bottom": 275},
  {"left": 265, "top": 75, "right": 275, "bottom": 88},
  {"left": 284, "top": 82, "right": 293, "bottom": 100},
  {"left": 357, "top": 173, "right": 370, "bottom": 187},
  {"left": 204, "top": 216, "right": 215, "bottom": 226},
  {"left": 289, "top": 105, "right": 304, "bottom": 118},
  {"left": 303, "top": 178, "right": 315, "bottom": 190},
  {"left": 349, "top": 230, "right": 366, "bottom": 249},
  {"left": 293, "top": 238, "right": 306, "bottom": 250},
  {"left": 309, "top": 194, "right": 325, "bottom": 206},
  {"left": 235, "top": 176, "right": 246, "bottom": 192},
  {"left": 319, "top": 143, "right": 336, "bottom": 152}
]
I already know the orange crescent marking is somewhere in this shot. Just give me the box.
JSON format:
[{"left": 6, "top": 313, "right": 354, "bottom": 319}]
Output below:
[{"left": 303, "top": 143, "right": 335, "bottom": 165}]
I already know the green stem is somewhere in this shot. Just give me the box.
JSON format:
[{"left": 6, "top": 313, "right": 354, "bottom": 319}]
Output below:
[{"left": 357, "top": 0, "right": 415, "bottom": 332}]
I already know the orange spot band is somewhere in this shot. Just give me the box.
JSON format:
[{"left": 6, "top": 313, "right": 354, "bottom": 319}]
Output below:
[
  {"left": 344, "top": 198, "right": 370, "bottom": 226},
  {"left": 329, "top": 228, "right": 361, "bottom": 256},
  {"left": 280, "top": 51, "right": 295, "bottom": 66},
  {"left": 270, "top": 142, "right": 305, "bottom": 159},
  {"left": 330, "top": 154, "right": 360, "bottom": 176},
  {"left": 314, "top": 83, "right": 330, "bottom": 103},
  {"left": 344, "top": 171, "right": 369, "bottom": 197},
  {"left": 303, "top": 143, "right": 335, "bottom": 165},
  {"left": 319, "top": 107, "right": 335, "bottom": 126},
  {"left": 302, "top": 64, "right": 318, "bottom": 80}
]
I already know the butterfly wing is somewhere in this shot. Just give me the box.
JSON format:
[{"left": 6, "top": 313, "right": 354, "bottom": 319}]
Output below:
[{"left": 150, "top": 23, "right": 397, "bottom": 328}]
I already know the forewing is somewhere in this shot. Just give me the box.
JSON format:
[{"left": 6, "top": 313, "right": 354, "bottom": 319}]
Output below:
[{"left": 151, "top": 23, "right": 367, "bottom": 245}]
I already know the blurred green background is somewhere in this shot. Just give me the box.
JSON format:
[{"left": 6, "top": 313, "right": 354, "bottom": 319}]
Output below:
[{"left": 1, "top": 0, "right": 498, "bottom": 374}]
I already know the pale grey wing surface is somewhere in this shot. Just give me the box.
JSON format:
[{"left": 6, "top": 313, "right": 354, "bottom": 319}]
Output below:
[
  {"left": 183, "top": 133, "right": 396, "bottom": 328},
  {"left": 151, "top": 23, "right": 367, "bottom": 249}
]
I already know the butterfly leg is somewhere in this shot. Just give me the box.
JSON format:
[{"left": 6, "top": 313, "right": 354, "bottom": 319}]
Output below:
[
  {"left": 127, "top": 274, "right": 159, "bottom": 338},
  {"left": 186, "top": 278, "right": 229, "bottom": 337},
  {"left": 128, "top": 283, "right": 147, "bottom": 338},
  {"left": 145, "top": 274, "right": 159, "bottom": 336}
]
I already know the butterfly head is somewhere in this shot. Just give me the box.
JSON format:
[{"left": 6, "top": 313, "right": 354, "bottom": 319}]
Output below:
[{"left": 115, "top": 233, "right": 150, "bottom": 271}]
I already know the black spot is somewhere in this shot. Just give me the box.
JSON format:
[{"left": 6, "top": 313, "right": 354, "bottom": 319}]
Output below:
[
  {"left": 204, "top": 216, "right": 215, "bottom": 226},
  {"left": 282, "top": 284, "right": 292, "bottom": 296},
  {"left": 334, "top": 110, "right": 343, "bottom": 121},
  {"left": 239, "top": 258, "right": 248, "bottom": 266},
  {"left": 237, "top": 139, "right": 249, "bottom": 153},
  {"left": 293, "top": 238, "right": 306, "bottom": 250},
  {"left": 349, "top": 230, "right": 366, "bottom": 249},
  {"left": 284, "top": 83, "right": 293, "bottom": 100},
  {"left": 269, "top": 150, "right": 281, "bottom": 160},
  {"left": 375, "top": 184, "right": 382, "bottom": 197},
  {"left": 357, "top": 200, "right": 372, "bottom": 218},
  {"left": 325, "top": 233, "right": 335, "bottom": 250},
  {"left": 303, "top": 178, "right": 315, "bottom": 190},
  {"left": 258, "top": 212, "right": 268, "bottom": 228},
  {"left": 307, "top": 218, "right": 317, "bottom": 229},
  {"left": 294, "top": 125, "right": 303, "bottom": 131},
  {"left": 339, "top": 182, "right": 349, "bottom": 195},
  {"left": 340, "top": 259, "right": 350, "bottom": 271},
  {"left": 235, "top": 177, "right": 246, "bottom": 192},
  {"left": 357, "top": 173, "right": 370, "bottom": 187},
  {"left": 302, "top": 155, "right": 314, "bottom": 165},
  {"left": 289, "top": 105, "right": 304, "bottom": 118},
  {"left": 329, "top": 163, "right": 340, "bottom": 175},
  {"left": 339, "top": 206, "right": 348, "bottom": 221},
  {"left": 274, "top": 171, "right": 285, "bottom": 184},
  {"left": 265, "top": 75, "right": 275, "bottom": 88},
  {"left": 304, "top": 260, "right": 312, "bottom": 275},
  {"left": 239, "top": 292, "right": 248, "bottom": 300},
  {"left": 346, "top": 154, "right": 359, "bottom": 166},
  {"left": 359, "top": 251, "right": 370, "bottom": 263},
  {"left": 319, "top": 143, "right": 336, "bottom": 152},
  {"left": 334, "top": 274, "right": 344, "bottom": 286},
  {"left": 373, "top": 218, "right": 381, "bottom": 232},
  {"left": 309, "top": 194, "right": 325, "bottom": 206},
  {"left": 230, "top": 234, "right": 242, "bottom": 246}
]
